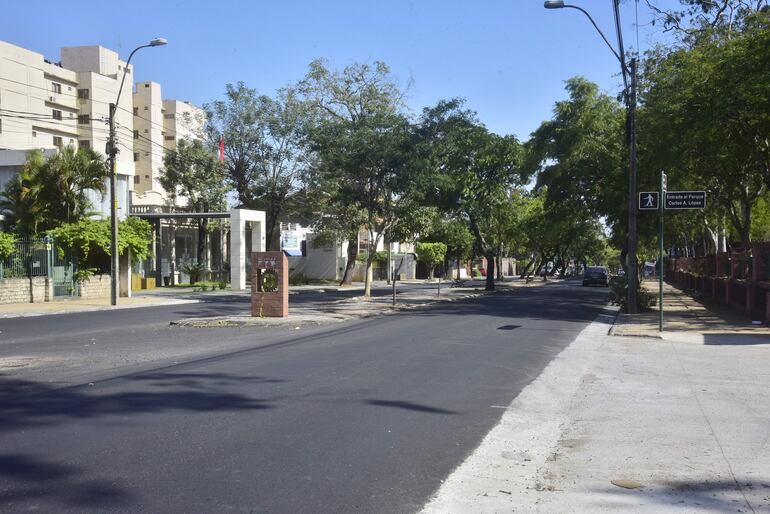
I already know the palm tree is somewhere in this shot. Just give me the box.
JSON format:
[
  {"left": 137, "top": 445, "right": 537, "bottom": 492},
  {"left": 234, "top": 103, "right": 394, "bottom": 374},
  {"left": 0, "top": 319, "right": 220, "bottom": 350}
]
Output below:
[
  {"left": 0, "top": 150, "right": 47, "bottom": 237},
  {"left": 0, "top": 146, "right": 108, "bottom": 237},
  {"left": 38, "top": 145, "right": 107, "bottom": 224}
]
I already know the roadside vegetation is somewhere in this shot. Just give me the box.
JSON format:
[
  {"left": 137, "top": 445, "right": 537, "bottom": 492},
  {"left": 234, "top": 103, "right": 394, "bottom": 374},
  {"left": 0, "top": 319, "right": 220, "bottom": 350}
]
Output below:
[{"left": 1, "top": 1, "right": 767, "bottom": 305}]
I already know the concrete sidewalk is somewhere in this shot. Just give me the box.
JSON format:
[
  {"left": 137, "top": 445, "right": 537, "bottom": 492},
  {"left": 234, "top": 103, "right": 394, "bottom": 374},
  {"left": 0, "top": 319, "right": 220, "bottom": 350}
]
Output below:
[
  {"left": 612, "top": 280, "right": 770, "bottom": 343},
  {"left": 423, "top": 284, "right": 770, "bottom": 513},
  {"left": 0, "top": 294, "right": 200, "bottom": 318}
]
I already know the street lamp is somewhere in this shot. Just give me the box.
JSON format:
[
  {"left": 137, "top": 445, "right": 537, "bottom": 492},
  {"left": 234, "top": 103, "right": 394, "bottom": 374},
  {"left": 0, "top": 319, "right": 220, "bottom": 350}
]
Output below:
[
  {"left": 543, "top": 1, "right": 639, "bottom": 314},
  {"left": 107, "top": 38, "right": 167, "bottom": 306}
]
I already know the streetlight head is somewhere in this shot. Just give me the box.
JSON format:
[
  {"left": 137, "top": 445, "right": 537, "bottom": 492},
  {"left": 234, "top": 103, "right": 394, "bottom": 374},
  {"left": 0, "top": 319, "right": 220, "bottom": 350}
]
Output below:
[
  {"left": 149, "top": 38, "right": 168, "bottom": 47},
  {"left": 544, "top": 0, "right": 565, "bottom": 8}
]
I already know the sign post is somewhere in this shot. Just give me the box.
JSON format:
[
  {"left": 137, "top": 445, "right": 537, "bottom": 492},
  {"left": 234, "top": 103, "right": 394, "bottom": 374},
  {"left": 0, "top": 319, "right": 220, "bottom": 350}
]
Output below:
[
  {"left": 639, "top": 179, "right": 704, "bottom": 332},
  {"left": 659, "top": 172, "right": 666, "bottom": 332}
]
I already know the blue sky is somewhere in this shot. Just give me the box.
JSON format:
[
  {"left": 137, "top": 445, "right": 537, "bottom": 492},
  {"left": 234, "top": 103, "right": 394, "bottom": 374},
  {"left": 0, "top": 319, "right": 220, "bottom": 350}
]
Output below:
[{"left": 4, "top": 0, "right": 668, "bottom": 139}]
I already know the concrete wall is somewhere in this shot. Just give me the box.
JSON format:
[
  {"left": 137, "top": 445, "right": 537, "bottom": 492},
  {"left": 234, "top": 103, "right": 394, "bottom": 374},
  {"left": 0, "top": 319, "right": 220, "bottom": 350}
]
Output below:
[
  {"left": 0, "top": 277, "right": 51, "bottom": 304},
  {"left": 78, "top": 274, "right": 110, "bottom": 299}
]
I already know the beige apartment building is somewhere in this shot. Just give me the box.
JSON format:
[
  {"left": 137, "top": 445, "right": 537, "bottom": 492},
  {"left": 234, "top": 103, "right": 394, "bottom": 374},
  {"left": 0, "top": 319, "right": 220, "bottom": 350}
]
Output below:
[
  {"left": 132, "top": 85, "right": 204, "bottom": 211},
  {"left": 1, "top": 39, "right": 204, "bottom": 221}
]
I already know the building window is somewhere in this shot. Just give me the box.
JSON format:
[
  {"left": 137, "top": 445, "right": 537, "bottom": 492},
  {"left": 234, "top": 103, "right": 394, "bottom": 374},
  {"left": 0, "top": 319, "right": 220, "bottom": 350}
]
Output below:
[
  {"left": 134, "top": 176, "right": 140, "bottom": 184},
  {"left": 133, "top": 130, "right": 139, "bottom": 140},
  {"left": 143, "top": 106, "right": 148, "bottom": 111},
  {"left": 77, "top": 115, "right": 90, "bottom": 125},
  {"left": 0, "top": 119, "right": 3, "bottom": 133},
  {"left": 79, "top": 140, "right": 90, "bottom": 149},
  {"left": 164, "top": 136, "right": 175, "bottom": 141},
  {"left": 164, "top": 113, "right": 174, "bottom": 119},
  {"left": 144, "top": 83, "right": 149, "bottom": 88},
  {"left": 77, "top": 88, "right": 89, "bottom": 99},
  {"left": 32, "top": 130, "right": 37, "bottom": 137},
  {"left": 53, "top": 136, "right": 63, "bottom": 147},
  {"left": 52, "top": 109, "right": 62, "bottom": 120},
  {"left": 134, "top": 152, "right": 139, "bottom": 162},
  {"left": 51, "top": 82, "right": 61, "bottom": 94},
  {"left": 143, "top": 129, "right": 148, "bottom": 133},
  {"left": 133, "top": 107, "right": 138, "bottom": 116}
]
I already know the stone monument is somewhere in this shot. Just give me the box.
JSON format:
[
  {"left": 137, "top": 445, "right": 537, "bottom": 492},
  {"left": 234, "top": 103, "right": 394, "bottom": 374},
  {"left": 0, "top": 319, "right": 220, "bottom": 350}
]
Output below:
[{"left": 251, "top": 251, "right": 288, "bottom": 317}]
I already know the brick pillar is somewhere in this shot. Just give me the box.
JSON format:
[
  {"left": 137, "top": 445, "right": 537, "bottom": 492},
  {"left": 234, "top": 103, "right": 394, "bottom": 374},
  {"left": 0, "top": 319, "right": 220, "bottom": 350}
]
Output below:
[{"left": 251, "top": 251, "right": 288, "bottom": 317}]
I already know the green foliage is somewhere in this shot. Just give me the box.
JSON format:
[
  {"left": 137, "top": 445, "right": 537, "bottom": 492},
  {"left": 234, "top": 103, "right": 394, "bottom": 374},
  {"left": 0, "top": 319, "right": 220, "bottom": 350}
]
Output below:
[
  {"left": 423, "top": 218, "right": 474, "bottom": 263},
  {"left": 192, "top": 280, "right": 225, "bottom": 292},
  {"left": 74, "top": 268, "right": 97, "bottom": 282},
  {"left": 205, "top": 83, "right": 310, "bottom": 249},
  {"left": 181, "top": 262, "right": 205, "bottom": 284},
  {"left": 640, "top": 11, "right": 770, "bottom": 250},
  {"left": 289, "top": 272, "right": 308, "bottom": 286},
  {"left": 47, "top": 218, "right": 152, "bottom": 273},
  {"left": 260, "top": 270, "right": 278, "bottom": 292},
  {"left": 0, "top": 232, "right": 16, "bottom": 260},
  {"left": 415, "top": 242, "right": 447, "bottom": 266},
  {"left": 161, "top": 139, "right": 228, "bottom": 212},
  {"left": 301, "top": 60, "right": 422, "bottom": 295},
  {"left": 0, "top": 146, "right": 107, "bottom": 237},
  {"left": 418, "top": 98, "right": 523, "bottom": 290},
  {"left": 609, "top": 275, "right": 657, "bottom": 313}
]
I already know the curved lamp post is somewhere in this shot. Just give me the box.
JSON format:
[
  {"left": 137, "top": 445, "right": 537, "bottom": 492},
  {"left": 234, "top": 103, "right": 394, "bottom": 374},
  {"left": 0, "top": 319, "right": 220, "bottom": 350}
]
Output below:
[
  {"left": 543, "top": 0, "right": 639, "bottom": 314},
  {"left": 107, "top": 38, "right": 167, "bottom": 305}
]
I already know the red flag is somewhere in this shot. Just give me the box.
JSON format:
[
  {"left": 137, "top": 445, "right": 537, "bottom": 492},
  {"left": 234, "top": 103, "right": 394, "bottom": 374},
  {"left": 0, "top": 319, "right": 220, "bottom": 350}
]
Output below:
[{"left": 219, "top": 136, "right": 225, "bottom": 162}]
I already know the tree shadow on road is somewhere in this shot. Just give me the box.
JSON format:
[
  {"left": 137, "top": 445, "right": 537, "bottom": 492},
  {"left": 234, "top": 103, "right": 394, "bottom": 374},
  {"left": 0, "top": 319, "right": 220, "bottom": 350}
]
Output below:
[
  {"left": 0, "top": 453, "right": 134, "bottom": 510},
  {"left": 364, "top": 399, "right": 460, "bottom": 415},
  {"left": 0, "top": 371, "right": 276, "bottom": 433}
]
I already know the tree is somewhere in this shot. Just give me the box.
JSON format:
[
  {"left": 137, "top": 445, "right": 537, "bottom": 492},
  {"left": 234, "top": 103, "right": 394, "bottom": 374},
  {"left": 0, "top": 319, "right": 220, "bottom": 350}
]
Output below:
[
  {"left": 0, "top": 146, "right": 107, "bottom": 237},
  {"left": 639, "top": 11, "right": 770, "bottom": 250},
  {"left": 418, "top": 99, "right": 522, "bottom": 291},
  {"left": 160, "top": 139, "right": 228, "bottom": 264},
  {"left": 422, "top": 217, "right": 474, "bottom": 280},
  {"left": 205, "top": 83, "right": 310, "bottom": 250},
  {"left": 301, "top": 60, "right": 423, "bottom": 297},
  {"left": 522, "top": 78, "right": 628, "bottom": 270},
  {"left": 416, "top": 242, "right": 447, "bottom": 295}
]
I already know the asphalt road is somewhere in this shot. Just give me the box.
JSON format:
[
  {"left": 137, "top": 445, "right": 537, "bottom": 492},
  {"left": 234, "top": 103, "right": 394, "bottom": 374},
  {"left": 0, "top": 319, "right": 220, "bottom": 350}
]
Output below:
[{"left": 0, "top": 282, "right": 611, "bottom": 513}]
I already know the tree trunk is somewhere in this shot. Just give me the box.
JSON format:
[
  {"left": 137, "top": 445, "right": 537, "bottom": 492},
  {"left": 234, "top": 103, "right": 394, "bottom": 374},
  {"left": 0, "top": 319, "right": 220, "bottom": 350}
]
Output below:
[
  {"left": 197, "top": 218, "right": 208, "bottom": 267},
  {"left": 484, "top": 254, "right": 496, "bottom": 291},
  {"left": 340, "top": 237, "right": 357, "bottom": 286}
]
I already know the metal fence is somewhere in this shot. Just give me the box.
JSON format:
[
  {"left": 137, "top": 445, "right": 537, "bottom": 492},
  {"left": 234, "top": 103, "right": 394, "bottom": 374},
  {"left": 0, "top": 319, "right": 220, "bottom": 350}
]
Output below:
[
  {"left": 0, "top": 237, "right": 76, "bottom": 296},
  {"left": 0, "top": 238, "right": 52, "bottom": 278}
]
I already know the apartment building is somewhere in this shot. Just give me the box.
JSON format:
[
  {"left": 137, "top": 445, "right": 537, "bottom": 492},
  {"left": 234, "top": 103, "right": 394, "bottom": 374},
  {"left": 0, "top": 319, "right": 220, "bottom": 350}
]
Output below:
[
  {"left": 1, "top": 39, "right": 205, "bottom": 222},
  {"left": 131, "top": 88, "right": 205, "bottom": 209}
]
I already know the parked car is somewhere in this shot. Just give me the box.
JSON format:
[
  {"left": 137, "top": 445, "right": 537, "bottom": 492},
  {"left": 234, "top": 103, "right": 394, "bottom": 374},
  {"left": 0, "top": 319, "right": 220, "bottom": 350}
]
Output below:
[{"left": 582, "top": 266, "right": 609, "bottom": 287}]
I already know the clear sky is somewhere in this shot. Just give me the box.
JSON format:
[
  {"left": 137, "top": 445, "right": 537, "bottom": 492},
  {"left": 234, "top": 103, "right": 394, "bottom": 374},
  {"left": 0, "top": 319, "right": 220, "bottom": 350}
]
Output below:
[{"left": 3, "top": 0, "right": 668, "bottom": 140}]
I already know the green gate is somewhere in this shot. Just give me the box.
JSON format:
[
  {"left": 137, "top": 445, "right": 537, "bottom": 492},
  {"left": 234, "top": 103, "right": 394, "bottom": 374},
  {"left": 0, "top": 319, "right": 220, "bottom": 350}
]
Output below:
[{"left": 50, "top": 239, "right": 77, "bottom": 297}]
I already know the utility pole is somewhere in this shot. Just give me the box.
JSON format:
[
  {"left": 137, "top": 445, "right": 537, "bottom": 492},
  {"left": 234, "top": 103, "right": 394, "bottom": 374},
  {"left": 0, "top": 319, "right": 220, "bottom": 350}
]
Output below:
[
  {"left": 627, "top": 57, "right": 639, "bottom": 314},
  {"left": 108, "top": 102, "right": 119, "bottom": 306}
]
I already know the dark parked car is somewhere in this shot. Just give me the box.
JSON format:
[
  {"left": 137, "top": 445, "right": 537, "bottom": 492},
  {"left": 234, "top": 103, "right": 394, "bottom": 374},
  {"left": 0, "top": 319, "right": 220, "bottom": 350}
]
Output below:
[{"left": 582, "top": 266, "right": 609, "bottom": 287}]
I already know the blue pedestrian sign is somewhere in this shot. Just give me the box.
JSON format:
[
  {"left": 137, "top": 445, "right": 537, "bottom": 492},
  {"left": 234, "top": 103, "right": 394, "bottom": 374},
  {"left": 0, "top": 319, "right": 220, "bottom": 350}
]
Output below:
[{"left": 639, "top": 191, "right": 659, "bottom": 210}]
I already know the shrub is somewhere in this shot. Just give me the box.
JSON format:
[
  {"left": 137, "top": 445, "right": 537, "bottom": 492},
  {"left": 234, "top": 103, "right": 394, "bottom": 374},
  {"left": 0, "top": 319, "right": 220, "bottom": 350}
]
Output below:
[
  {"left": 609, "top": 275, "right": 657, "bottom": 312},
  {"left": 0, "top": 232, "right": 16, "bottom": 260},
  {"left": 47, "top": 218, "right": 152, "bottom": 273},
  {"left": 289, "top": 272, "right": 307, "bottom": 286},
  {"left": 181, "top": 262, "right": 205, "bottom": 284}
]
